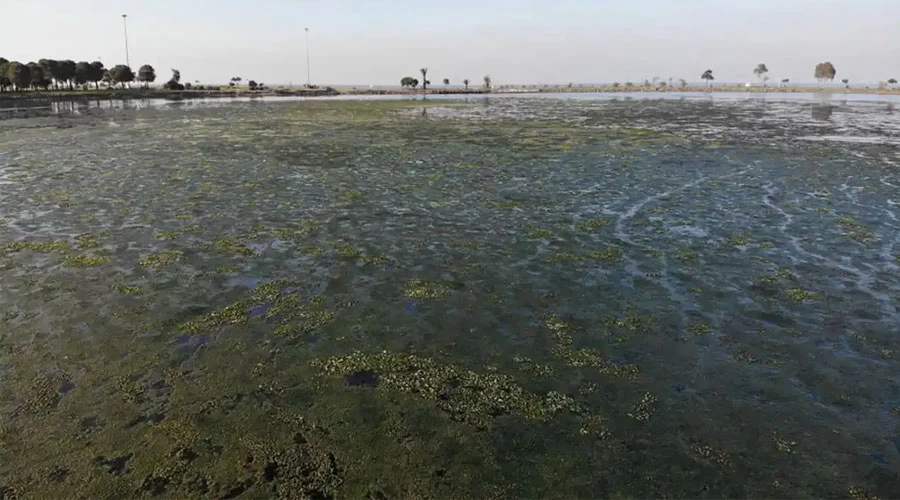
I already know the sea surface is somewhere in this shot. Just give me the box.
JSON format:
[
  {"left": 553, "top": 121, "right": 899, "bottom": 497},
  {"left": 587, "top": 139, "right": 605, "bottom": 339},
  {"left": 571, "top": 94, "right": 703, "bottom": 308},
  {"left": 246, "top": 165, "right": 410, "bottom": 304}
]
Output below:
[{"left": 1, "top": 93, "right": 899, "bottom": 498}]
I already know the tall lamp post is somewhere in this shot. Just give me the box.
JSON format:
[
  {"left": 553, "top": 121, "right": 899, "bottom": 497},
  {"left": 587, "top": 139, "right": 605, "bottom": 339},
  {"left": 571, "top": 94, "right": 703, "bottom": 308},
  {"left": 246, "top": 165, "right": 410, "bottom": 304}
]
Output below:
[
  {"left": 122, "top": 14, "right": 130, "bottom": 67},
  {"left": 305, "top": 28, "right": 311, "bottom": 86}
]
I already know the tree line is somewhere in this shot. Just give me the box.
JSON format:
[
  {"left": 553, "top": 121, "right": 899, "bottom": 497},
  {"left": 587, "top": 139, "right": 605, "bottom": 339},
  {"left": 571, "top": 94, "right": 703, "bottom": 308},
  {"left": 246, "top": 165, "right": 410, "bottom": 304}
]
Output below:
[
  {"left": 400, "top": 68, "right": 491, "bottom": 91},
  {"left": 0, "top": 57, "right": 163, "bottom": 92}
]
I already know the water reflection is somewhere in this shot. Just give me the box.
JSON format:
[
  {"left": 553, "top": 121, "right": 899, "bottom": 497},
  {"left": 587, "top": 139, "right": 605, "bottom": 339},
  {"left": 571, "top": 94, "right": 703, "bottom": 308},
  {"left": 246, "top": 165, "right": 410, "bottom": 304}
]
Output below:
[{"left": 812, "top": 104, "right": 834, "bottom": 121}]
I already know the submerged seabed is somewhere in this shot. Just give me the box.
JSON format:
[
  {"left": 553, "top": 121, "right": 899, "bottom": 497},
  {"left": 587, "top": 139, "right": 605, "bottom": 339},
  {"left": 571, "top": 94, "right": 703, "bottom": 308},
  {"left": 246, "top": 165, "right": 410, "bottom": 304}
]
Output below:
[{"left": 1, "top": 95, "right": 899, "bottom": 498}]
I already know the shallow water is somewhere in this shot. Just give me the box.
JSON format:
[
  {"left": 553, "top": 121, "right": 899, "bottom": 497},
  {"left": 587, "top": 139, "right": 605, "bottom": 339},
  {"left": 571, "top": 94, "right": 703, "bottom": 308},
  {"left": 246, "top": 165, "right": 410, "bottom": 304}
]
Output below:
[{"left": 1, "top": 95, "right": 899, "bottom": 498}]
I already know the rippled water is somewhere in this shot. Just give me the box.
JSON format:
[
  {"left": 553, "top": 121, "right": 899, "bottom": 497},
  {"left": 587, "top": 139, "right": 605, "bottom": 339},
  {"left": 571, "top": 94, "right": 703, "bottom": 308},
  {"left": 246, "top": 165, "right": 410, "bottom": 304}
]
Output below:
[{"left": 1, "top": 94, "right": 899, "bottom": 498}]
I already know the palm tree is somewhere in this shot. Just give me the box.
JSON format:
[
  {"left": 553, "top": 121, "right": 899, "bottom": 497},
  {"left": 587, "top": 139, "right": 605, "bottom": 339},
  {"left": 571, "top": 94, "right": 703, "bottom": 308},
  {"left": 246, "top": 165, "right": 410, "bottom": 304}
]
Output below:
[
  {"left": 701, "top": 69, "right": 714, "bottom": 87},
  {"left": 420, "top": 68, "right": 428, "bottom": 90},
  {"left": 463, "top": 79, "right": 470, "bottom": 90}
]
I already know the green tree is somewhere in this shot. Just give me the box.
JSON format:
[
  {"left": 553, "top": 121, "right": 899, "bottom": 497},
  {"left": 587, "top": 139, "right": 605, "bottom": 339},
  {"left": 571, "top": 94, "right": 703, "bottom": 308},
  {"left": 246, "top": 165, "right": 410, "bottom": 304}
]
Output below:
[
  {"left": 75, "top": 61, "right": 91, "bottom": 87},
  {"left": 164, "top": 69, "right": 184, "bottom": 90},
  {"left": 0, "top": 58, "right": 9, "bottom": 92},
  {"left": 463, "top": 78, "right": 469, "bottom": 90},
  {"left": 38, "top": 59, "right": 60, "bottom": 89},
  {"left": 87, "top": 61, "right": 105, "bottom": 89},
  {"left": 27, "top": 62, "right": 48, "bottom": 90},
  {"left": 753, "top": 63, "right": 769, "bottom": 87},
  {"left": 483, "top": 75, "right": 492, "bottom": 91},
  {"left": 109, "top": 65, "right": 135, "bottom": 88},
  {"left": 888, "top": 78, "right": 898, "bottom": 87},
  {"left": 443, "top": 78, "right": 450, "bottom": 87},
  {"left": 138, "top": 65, "right": 156, "bottom": 88},
  {"left": 401, "top": 76, "right": 417, "bottom": 89},
  {"left": 701, "top": 69, "right": 714, "bottom": 87},
  {"left": 420, "top": 67, "right": 428, "bottom": 90},
  {"left": 248, "top": 80, "right": 258, "bottom": 90},
  {"left": 814, "top": 62, "right": 836, "bottom": 83},
  {"left": 7, "top": 62, "right": 31, "bottom": 91},
  {"left": 841, "top": 78, "right": 850, "bottom": 88},
  {"left": 56, "top": 59, "right": 77, "bottom": 90}
]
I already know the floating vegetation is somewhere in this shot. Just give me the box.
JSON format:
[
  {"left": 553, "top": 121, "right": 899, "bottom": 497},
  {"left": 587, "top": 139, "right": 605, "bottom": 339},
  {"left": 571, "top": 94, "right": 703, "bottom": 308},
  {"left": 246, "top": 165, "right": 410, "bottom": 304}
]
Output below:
[
  {"left": 575, "top": 219, "right": 610, "bottom": 232},
  {"left": 403, "top": 279, "right": 454, "bottom": 300},
  {"left": 838, "top": 217, "right": 876, "bottom": 245},
  {"left": 774, "top": 434, "right": 797, "bottom": 454},
  {"left": 579, "top": 414, "right": 611, "bottom": 439},
  {"left": 678, "top": 247, "right": 699, "bottom": 262},
  {"left": 690, "top": 322, "right": 712, "bottom": 335},
  {"left": 154, "top": 231, "right": 181, "bottom": 241},
  {"left": 5, "top": 241, "right": 72, "bottom": 253},
  {"left": 63, "top": 253, "right": 110, "bottom": 268},
  {"left": 545, "top": 314, "right": 639, "bottom": 378},
  {"left": 627, "top": 392, "right": 657, "bottom": 422},
  {"left": 513, "top": 356, "right": 555, "bottom": 377},
  {"left": 179, "top": 280, "right": 336, "bottom": 337},
  {"left": 114, "top": 284, "right": 144, "bottom": 295},
  {"left": 692, "top": 445, "right": 732, "bottom": 466},
  {"left": 313, "top": 351, "right": 579, "bottom": 427},
  {"left": 217, "top": 238, "right": 256, "bottom": 257},
  {"left": 728, "top": 235, "right": 752, "bottom": 246},
  {"left": 785, "top": 288, "right": 818, "bottom": 303},
  {"left": 331, "top": 241, "right": 361, "bottom": 260},
  {"left": 342, "top": 190, "right": 363, "bottom": 201},
  {"left": 140, "top": 249, "right": 183, "bottom": 269},
  {"left": 586, "top": 247, "right": 623, "bottom": 264},
  {"left": 495, "top": 200, "right": 523, "bottom": 210},
  {"left": 300, "top": 246, "right": 324, "bottom": 257},
  {"left": 529, "top": 230, "right": 555, "bottom": 239},
  {"left": 75, "top": 234, "right": 102, "bottom": 249},
  {"left": 548, "top": 252, "right": 580, "bottom": 264}
]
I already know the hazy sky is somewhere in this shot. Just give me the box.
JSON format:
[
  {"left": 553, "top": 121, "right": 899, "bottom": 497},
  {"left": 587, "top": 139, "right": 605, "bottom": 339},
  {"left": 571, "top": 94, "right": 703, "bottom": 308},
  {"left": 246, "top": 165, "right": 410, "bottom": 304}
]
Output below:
[{"left": 2, "top": 0, "right": 898, "bottom": 85}]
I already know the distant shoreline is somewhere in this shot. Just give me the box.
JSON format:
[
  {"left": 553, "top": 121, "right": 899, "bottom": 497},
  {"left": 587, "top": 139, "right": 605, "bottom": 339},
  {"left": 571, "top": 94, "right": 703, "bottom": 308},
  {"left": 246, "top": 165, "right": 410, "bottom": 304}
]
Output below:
[{"left": 1, "top": 85, "right": 898, "bottom": 104}]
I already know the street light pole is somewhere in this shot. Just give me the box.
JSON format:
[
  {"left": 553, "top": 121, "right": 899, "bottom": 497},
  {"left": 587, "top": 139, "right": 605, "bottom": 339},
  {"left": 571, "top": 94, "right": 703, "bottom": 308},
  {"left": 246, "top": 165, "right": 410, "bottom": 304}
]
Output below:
[
  {"left": 305, "top": 28, "right": 310, "bottom": 86},
  {"left": 122, "top": 14, "right": 130, "bottom": 68}
]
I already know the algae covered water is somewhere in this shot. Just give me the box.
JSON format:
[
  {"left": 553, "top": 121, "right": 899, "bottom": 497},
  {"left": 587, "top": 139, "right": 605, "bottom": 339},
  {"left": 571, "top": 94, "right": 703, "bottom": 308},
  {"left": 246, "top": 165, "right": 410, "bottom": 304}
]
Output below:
[{"left": 1, "top": 94, "right": 899, "bottom": 498}]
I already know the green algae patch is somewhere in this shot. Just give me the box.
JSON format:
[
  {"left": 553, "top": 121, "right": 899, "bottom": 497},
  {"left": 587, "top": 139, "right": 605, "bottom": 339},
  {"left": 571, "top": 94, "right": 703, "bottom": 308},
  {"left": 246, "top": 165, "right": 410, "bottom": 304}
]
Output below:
[
  {"left": 6, "top": 241, "right": 72, "bottom": 253},
  {"left": 548, "top": 252, "right": 580, "bottom": 264},
  {"left": 217, "top": 238, "right": 256, "bottom": 257},
  {"left": 529, "top": 230, "right": 555, "bottom": 239},
  {"left": 178, "top": 300, "right": 254, "bottom": 334},
  {"left": 545, "top": 314, "right": 640, "bottom": 378},
  {"left": 140, "top": 250, "right": 183, "bottom": 269},
  {"left": 575, "top": 219, "right": 610, "bottom": 232},
  {"left": 330, "top": 242, "right": 361, "bottom": 260},
  {"left": 312, "top": 351, "right": 578, "bottom": 427},
  {"left": 785, "top": 288, "right": 819, "bottom": 303},
  {"left": 154, "top": 231, "right": 181, "bottom": 241},
  {"left": 178, "top": 280, "right": 337, "bottom": 337},
  {"left": 403, "top": 279, "right": 454, "bottom": 300},
  {"left": 627, "top": 392, "right": 658, "bottom": 422},
  {"left": 75, "top": 234, "right": 103, "bottom": 249},
  {"left": 586, "top": 247, "right": 623, "bottom": 264},
  {"left": 63, "top": 253, "right": 110, "bottom": 268},
  {"left": 114, "top": 284, "right": 144, "bottom": 296}
]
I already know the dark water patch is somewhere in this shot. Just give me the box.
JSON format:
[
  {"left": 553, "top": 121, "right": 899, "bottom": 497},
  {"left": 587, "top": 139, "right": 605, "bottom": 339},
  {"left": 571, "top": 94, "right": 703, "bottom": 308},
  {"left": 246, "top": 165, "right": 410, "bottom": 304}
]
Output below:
[{"left": 346, "top": 370, "right": 379, "bottom": 388}]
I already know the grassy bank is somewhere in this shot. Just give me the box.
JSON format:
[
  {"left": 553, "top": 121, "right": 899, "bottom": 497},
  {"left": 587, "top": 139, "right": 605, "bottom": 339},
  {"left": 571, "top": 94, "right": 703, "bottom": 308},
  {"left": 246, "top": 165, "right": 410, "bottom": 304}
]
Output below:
[{"left": 0, "top": 87, "right": 339, "bottom": 102}]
